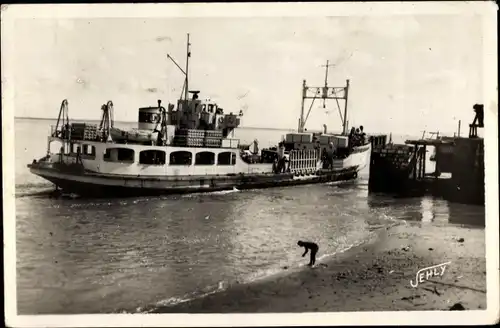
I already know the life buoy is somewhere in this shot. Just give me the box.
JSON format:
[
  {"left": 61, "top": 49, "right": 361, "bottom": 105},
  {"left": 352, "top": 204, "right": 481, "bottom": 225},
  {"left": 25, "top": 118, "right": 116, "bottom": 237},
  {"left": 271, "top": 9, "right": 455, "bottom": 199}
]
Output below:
[
  {"left": 353, "top": 172, "right": 358, "bottom": 179},
  {"left": 218, "top": 117, "right": 224, "bottom": 124}
]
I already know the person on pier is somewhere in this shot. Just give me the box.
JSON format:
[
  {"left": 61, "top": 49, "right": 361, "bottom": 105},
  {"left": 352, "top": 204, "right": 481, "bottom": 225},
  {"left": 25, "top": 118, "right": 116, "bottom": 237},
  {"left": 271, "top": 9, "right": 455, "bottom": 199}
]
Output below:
[{"left": 297, "top": 240, "right": 319, "bottom": 267}]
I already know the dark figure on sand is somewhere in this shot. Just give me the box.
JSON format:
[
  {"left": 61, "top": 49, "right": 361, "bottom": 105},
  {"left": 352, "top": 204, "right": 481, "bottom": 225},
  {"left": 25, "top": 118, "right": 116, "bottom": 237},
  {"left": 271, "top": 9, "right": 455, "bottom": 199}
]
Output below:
[{"left": 297, "top": 241, "right": 319, "bottom": 266}]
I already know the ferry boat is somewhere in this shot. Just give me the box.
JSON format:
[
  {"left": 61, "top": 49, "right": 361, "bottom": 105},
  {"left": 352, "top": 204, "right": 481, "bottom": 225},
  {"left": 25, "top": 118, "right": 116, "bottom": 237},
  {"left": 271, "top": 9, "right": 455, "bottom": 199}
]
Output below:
[{"left": 27, "top": 34, "right": 371, "bottom": 197}]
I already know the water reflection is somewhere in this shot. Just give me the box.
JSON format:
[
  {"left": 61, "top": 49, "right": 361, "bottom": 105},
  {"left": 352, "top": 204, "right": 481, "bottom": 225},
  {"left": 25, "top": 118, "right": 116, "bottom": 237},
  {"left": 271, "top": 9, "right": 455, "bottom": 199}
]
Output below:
[
  {"left": 16, "top": 181, "right": 485, "bottom": 314},
  {"left": 367, "top": 192, "right": 483, "bottom": 228},
  {"left": 421, "top": 197, "right": 435, "bottom": 223},
  {"left": 447, "top": 203, "right": 485, "bottom": 227},
  {"left": 367, "top": 194, "right": 425, "bottom": 223},
  {"left": 17, "top": 194, "right": 239, "bottom": 313}
]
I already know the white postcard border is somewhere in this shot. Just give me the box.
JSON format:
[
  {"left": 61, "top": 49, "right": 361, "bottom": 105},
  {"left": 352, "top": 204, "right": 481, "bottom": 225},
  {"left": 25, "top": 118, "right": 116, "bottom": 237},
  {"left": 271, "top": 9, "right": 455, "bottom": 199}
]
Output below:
[{"left": 2, "top": 2, "right": 498, "bottom": 327}]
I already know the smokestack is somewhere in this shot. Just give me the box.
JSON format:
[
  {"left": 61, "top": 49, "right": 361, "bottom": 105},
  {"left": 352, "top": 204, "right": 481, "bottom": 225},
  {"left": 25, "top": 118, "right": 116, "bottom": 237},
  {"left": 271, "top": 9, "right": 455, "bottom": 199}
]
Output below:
[{"left": 323, "top": 124, "right": 327, "bottom": 134}]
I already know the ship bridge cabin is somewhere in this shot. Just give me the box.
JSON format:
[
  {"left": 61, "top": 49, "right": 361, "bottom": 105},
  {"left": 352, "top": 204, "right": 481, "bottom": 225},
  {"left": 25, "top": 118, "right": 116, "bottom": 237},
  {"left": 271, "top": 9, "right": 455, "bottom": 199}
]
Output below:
[{"left": 164, "top": 90, "right": 241, "bottom": 138}]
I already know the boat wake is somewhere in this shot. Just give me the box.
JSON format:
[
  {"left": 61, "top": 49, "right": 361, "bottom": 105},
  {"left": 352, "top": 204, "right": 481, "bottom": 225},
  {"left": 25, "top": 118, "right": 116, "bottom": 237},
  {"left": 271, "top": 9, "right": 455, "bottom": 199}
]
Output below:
[
  {"left": 182, "top": 187, "right": 240, "bottom": 198},
  {"left": 15, "top": 182, "right": 55, "bottom": 198},
  {"left": 325, "top": 179, "right": 357, "bottom": 186},
  {"left": 209, "top": 187, "right": 240, "bottom": 195}
]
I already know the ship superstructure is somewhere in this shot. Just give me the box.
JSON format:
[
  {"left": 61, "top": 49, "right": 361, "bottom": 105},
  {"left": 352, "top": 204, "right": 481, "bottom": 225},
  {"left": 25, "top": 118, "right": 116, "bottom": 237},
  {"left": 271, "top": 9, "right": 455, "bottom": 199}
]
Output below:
[{"left": 28, "top": 34, "right": 371, "bottom": 197}]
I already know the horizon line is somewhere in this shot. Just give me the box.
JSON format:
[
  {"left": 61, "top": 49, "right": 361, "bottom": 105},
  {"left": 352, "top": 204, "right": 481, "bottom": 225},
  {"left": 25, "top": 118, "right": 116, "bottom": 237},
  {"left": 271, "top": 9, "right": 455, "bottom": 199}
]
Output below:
[
  {"left": 14, "top": 116, "right": 297, "bottom": 132},
  {"left": 13, "top": 116, "right": 454, "bottom": 137}
]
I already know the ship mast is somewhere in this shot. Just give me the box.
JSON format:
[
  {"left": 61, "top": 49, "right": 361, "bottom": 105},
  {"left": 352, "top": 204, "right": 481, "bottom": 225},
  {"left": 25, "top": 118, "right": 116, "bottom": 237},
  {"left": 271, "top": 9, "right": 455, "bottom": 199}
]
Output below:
[
  {"left": 185, "top": 33, "right": 191, "bottom": 101},
  {"left": 167, "top": 33, "right": 192, "bottom": 102},
  {"left": 322, "top": 60, "right": 333, "bottom": 109},
  {"left": 299, "top": 80, "right": 306, "bottom": 132},
  {"left": 299, "top": 60, "right": 350, "bottom": 135},
  {"left": 342, "top": 79, "right": 350, "bottom": 135}
]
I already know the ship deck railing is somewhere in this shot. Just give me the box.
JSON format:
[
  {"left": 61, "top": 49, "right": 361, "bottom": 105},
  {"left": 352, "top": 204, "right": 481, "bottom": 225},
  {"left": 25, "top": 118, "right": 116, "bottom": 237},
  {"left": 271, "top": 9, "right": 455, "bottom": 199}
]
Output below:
[{"left": 288, "top": 149, "right": 320, "bottom": 173}]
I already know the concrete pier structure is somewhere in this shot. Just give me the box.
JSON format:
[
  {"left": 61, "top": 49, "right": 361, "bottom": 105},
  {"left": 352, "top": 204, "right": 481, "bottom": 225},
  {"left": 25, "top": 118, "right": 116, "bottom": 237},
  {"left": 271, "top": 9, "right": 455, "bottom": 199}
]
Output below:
[
  {"left": 368, "top": 104, "right": 485, "bottom": 206},
  {"left": 445, "top": 137, "right": 484, "bottom": 205}
]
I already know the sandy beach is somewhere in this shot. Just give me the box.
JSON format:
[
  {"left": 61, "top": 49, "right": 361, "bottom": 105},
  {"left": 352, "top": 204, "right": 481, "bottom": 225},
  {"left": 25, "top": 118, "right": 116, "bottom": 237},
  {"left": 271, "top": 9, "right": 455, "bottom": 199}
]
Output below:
[{"left": 153, "top": 221, "right": 486, "bottom": 313}]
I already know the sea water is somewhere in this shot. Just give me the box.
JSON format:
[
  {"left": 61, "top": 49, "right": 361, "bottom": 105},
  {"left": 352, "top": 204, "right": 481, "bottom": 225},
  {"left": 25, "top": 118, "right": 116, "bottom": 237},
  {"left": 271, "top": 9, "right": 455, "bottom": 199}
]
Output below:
[{"left": 13, "top": 118, "right": 485, "bottom": 314}]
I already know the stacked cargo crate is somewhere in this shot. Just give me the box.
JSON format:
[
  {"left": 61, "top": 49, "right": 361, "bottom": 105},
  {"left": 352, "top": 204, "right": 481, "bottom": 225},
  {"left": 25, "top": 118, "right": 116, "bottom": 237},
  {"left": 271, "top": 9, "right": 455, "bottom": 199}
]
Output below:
[
  {"left": 393, "top": 146, "right": 412, "bottom": 170},
  {"left": 83, "top": 124, "right": 98, "bottom": 141},
  {"left": 221, "top": 138, "right": 239, "bottom": 148},
  {"left": 285, "top": 132, "right": 313, "bottom": 144},
  {"left": 174, "top": 129, "right": 205, "bottom": 147},
  {"left": 173, "top": 129, "right": 224, "bottom": 148},
  {"left": 204, "top": 130, "right": 223, "bottom": 148},
  {"left": 70, "top": 123, "right": 86, "bottom": 140},
  {"left": 375, "top": 144, "right": 412, "bottom": 170}
]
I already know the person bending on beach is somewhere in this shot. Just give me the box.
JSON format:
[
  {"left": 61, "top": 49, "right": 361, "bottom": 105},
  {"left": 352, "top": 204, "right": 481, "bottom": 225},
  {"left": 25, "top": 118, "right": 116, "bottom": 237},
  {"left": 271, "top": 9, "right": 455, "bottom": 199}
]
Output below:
[{"left": 297, "top": 241, "right": 319, "bottom": 266}]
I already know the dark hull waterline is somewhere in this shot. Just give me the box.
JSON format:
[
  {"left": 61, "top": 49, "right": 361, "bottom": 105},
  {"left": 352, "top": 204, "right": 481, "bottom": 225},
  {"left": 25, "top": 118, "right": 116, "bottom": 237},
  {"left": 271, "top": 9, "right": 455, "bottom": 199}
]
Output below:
[{"left": 29, "top": 166, "right": 360, "bottom": 198}]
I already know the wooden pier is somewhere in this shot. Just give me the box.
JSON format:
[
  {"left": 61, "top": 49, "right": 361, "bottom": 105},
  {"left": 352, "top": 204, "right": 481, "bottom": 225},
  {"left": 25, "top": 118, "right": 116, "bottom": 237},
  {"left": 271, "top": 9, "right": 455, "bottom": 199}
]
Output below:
[{"left": 368, "top": 104, "right": 485, "bottom": 205}]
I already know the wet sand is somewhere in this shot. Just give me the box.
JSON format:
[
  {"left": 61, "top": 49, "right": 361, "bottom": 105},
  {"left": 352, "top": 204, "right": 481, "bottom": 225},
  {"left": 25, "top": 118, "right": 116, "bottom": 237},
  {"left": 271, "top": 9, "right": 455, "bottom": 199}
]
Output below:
[{"left": 153, "top": 221, "right": 486, "bottom": 313}]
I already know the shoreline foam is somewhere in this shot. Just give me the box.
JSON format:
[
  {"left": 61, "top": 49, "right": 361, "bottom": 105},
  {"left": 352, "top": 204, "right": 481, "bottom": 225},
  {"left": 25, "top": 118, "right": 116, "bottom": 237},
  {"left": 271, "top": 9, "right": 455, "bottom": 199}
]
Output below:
[
  {"left": 130, "top": 225, "right": 388, "bottom": 314},
  {"left": 139, "top": 228, "right": 385, "bottom": 314},
  {"left": 152, "top": 222, "right": 486, "bottom": 313}
]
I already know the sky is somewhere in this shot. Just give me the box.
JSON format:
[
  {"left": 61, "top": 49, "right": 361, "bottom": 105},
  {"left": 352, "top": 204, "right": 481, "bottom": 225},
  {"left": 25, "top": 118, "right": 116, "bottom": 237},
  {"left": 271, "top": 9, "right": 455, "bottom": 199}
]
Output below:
[{"left": 11, "top": 13, "right": 487, "bottom": 135}]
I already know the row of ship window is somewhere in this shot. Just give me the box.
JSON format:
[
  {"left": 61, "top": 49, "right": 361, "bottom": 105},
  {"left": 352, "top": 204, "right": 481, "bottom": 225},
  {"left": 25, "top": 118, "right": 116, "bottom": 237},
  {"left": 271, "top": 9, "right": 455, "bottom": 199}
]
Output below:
[{"left": 74, "top": 144, "right": 237, "bottom": 166}]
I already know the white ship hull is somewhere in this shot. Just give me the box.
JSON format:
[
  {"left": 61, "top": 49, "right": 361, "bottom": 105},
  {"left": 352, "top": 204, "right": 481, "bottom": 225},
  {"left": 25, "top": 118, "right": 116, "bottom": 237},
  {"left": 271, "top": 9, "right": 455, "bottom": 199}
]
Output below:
[{"left": 28, "top": 140, "right": 371, "bottom": 198}]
